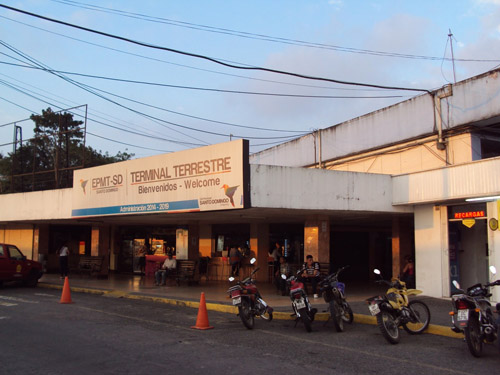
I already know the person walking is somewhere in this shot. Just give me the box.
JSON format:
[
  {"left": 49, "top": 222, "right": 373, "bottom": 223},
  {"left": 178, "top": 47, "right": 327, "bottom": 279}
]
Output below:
[{"left": 58, "top": 242, "right": 70, "bottom": 279}]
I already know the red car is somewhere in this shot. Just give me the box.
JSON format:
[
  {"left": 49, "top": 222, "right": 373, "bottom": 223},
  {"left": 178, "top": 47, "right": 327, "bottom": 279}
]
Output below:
[{"left": 0, "top": 243, "right": 43, "bottom": 287}]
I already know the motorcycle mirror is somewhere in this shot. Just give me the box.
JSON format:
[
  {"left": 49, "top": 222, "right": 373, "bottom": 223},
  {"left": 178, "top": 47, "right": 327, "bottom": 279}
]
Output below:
[
  {"left": 250, "top": 258, "right": 257, "bottom": 265},
  {"left": 281, "top": 274, "right": 287, "bottom": 280},
  {"left": 452, "top": 280, "right": 461, "bottom": 289},
  {"left": 373, "top": 269, "right": 381, "bottom": 275},
  {"left": 228, "top": 277, "right": 235, "bottom": 282},
  {"left": 489, "top": 265, "right": 497, "bottom": 275}
]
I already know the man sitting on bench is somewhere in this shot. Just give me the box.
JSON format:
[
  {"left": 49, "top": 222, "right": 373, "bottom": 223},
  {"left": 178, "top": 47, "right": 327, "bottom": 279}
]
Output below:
[{"left": 155, "top": 253, "right": 176, "bottom": 286}]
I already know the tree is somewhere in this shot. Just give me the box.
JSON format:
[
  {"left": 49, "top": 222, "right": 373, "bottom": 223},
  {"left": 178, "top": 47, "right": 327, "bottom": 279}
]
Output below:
[{"left": 0, "top": 107, "right": 134, "bottom": 193}]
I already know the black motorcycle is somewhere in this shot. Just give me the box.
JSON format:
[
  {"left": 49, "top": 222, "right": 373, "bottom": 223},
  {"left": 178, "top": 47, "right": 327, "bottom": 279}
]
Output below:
[
  {"left": 319, "top": 265, "right": 353, "bottom": 332},
  {"left": 450, "top": 266, "right": 500, "bottom": 357}
]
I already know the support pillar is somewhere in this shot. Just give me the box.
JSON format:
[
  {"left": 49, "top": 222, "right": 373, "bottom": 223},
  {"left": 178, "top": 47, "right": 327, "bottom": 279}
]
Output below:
[
  {"left": 198, "top": 224, "right": 213, "bottom": 257},
  {"left": 304, "top": 216, "right": 330, "bottom": 264},
  {"left": 392, "top": 217, "right": 413, "bottom": 278},
  {"left": 250, "top": 223, "right": 270, "bottom": 281},
  {"left": 91, "top": 225, "right": 110, "bottom": 276}
]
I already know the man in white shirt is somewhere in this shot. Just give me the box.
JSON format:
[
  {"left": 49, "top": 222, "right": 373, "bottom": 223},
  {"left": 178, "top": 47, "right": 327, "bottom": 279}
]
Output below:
[{"left": 155, "top": 253, "right": 177, "bottom": 286}]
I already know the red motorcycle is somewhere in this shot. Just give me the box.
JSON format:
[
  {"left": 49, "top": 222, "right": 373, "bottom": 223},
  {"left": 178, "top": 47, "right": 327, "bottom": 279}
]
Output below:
[
  {"left": 227, "top": 259, "right": 273, "bottom": 330},
  {"left": 282, "top": 271, "right": 317, "bottom": 332}
]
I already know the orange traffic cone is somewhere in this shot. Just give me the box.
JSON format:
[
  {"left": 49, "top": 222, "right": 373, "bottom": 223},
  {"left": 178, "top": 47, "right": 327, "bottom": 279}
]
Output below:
[
  {"left": 191, "top": 292, "right": 213, "bottom": 330},
  {"left": 59, "top": 276, "right": 73, "bottom": 304}
]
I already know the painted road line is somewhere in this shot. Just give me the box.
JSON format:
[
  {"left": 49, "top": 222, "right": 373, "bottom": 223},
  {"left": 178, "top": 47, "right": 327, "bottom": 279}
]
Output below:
[
  {"left": 0, "top": 302, "right": 17, "bottom": 306},
  {"left": 0, "top": 296, "right": 39, "bottom": 303}
]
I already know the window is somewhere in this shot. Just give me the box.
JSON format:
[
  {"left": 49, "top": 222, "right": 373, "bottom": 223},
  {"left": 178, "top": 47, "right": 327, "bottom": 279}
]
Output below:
[
  {"left": 0, "top": 245, "right": 4, "bottom": 257},
  {"left": 7, "top": 246, "right": 24, "bottom": 260}
]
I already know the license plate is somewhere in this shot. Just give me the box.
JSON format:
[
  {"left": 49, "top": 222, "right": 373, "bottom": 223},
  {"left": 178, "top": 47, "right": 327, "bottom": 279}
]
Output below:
[
  {"left": 293, "top": 298, "right": 306, "bottom": 310},
  {"left": 457, "top": 309, "right": 469, "bottom": 321},
  {"left": 232, "top": 296, "right": 241, "bottom": 305},
  {"left": 368, "top": 303, "right": 380, "bottom": 316}
]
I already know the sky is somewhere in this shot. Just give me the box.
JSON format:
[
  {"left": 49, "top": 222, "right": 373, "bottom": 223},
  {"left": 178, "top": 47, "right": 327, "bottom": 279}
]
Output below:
[{"left": 1, "top": 0, "right": 500, "bottom": 159}]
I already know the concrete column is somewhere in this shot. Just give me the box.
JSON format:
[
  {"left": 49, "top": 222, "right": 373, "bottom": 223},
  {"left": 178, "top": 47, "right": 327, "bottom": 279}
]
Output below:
[
  {"left": 36, "top": 224, "right": 50, "bottom": 261},
  {"left": 304, "top": 216, "right": 330, "bottom": 264},
  {"left": 188, "top": 224, "right": 199, "bottom": 260},
  {"left": 250, "top": 223, "right": 269, "bottom": 281},
  {"left": 91, "top": 226, "right": 100, "bottom": 256},
  {"left": 392, "top": 217, "right": 413, "bottom": 278},
  {"left": 487, "top": 200, "right": 500, "bottom": 302},
  {"left": 199, "top": 224, "right": 213, "bottom": 257},
  {"left": 414, "top": 205, "right": 449, "bottom": 298},
  {"left": 368, "top": 231, "right": 377, "bottom": 280}
]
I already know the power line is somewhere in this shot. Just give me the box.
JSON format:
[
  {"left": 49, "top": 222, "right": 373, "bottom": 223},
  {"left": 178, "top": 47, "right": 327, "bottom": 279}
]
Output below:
[
  {"left": 0, "top": 15, "right": 400, "bottom": 94},
  {"left": 0, "top": 60, "right": 408, "bottom": 101},
  {"left": 0, "top": 4, "right": 431, "bottom": 93},
  {"left": 50, "top": 0, "right": 500, "bottom": 64}
]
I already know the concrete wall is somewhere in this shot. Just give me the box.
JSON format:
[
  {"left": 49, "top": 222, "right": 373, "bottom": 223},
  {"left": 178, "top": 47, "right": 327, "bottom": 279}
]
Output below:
[
  {"left": 250, "top": 69, "right": 500, "bottom": 168},
  {"left": 250, "top": 164, "right": 411, "bottom": 213},
  {"left": 0, "top": 188, "right": 72, "bottom": 222},
  {"left": 393, "top": 156, "right": 500, "bottom": 205},
  {"left": 414, "top": 205, "right": 449, "bottom": 298},
  {"left": 0, "top": 224, "right": 35, "bottom": 260}
]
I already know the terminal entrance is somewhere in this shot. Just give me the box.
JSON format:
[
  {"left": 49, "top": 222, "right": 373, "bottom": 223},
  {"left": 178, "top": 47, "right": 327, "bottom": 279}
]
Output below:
[{"left": 448, "top": 204, "right": 488, "bottom": 293}]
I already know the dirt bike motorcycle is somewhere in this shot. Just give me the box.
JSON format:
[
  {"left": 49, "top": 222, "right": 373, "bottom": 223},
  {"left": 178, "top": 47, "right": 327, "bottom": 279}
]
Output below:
[
  {"left": 450, "top": 266, "right": 500, "bottom": 357},
  {"left": 227, "top": 258, "right": 273, "bottom": 330},
  {"left": 319, "top": 265, "right": 353, "bottom": 332},
  {"left": 366, "top": 269, "right": 431, "bottom": 344},
  {"left": 282, "top": 271, "right": 317, "bottom": 332}
]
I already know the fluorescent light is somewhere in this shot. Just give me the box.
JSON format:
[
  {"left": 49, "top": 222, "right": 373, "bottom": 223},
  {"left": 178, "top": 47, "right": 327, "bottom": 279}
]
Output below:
[{"left": 465, "top": 195, "right": 500, "bottom": 202}]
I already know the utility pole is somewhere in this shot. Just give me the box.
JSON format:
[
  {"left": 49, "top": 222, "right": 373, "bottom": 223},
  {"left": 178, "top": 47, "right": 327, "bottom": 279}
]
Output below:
[{"left": 448, "top": 29, "right": 457, "bottom": 83}]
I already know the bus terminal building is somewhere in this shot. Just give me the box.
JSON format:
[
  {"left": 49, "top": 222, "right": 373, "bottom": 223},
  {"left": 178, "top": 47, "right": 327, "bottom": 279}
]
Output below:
[{"left": 1, "top": 69, "right": 500, "bottom": 301}]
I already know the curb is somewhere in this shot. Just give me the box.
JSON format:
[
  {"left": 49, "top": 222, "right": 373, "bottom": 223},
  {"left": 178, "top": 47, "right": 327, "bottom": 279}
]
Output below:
[{"left": 39, "top": 282, "right": 462, "bottom": 339}]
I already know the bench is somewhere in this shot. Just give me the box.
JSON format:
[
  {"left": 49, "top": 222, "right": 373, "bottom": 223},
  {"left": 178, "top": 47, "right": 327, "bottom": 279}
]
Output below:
[
  {"left": 176, "top": 260, "right": 198, "bottom": 286},
  {"left": 78, "top": 256, "right": 104, "bottom": 276}
]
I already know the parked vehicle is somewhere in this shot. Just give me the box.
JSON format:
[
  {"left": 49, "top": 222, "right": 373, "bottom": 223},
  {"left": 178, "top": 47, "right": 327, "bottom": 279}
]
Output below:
[
  {"left": 227, "top": 258, "right": 273, "bottom": 329},
  {"left": 282, "top": 271, "right": 317, "bottom": 332},
  {"left": 319, "top": 265, "right": 353, "bottom": 332},
  {"left": 366, "top": 269, "right": 430, "bottom": 344},
  {"left": 450, "top": 266, "right": 500, "bottom": 357},
  {"left": 0, "top": 243, "right": 43, "bottom": 287}
]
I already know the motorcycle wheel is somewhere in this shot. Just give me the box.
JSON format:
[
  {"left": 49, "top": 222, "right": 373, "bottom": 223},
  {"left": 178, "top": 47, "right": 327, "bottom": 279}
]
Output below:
[
  {"left": 342, "top": 301, "right": 354, "bottom": 324},
  {"left": 329, "top": 300, "right": 344, "bottom": 332},
  {"left": 238, "top": 299, "right": 255, "bottom": 330},
  {"left": 377, "top": 310, "right": 400, "bottom": 344},
  {"left": 464, "top": 313, "right": 483, "bottom": 357},
  {"left": 299, "top": 307, "right": 312, "bottom": 332},
  {"left": 259, "top": 308, "right": 273, "bottom": 322},
  {"left": 403, "top": 300, "right": 431, "bottom": 334}
]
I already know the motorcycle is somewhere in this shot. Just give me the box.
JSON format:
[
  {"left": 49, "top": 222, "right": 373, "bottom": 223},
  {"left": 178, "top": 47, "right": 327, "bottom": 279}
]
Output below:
[
  {"left": 282, "top": 271, "right": 317, "bottom": 332},
  {"left": 366, "top": 269, "right": 431, "bottom": 344},
  {"left": 450, "top": 265, "right": 500, "bottom": 357},
  {"left": 319, "top": 265, "right": 353, "bottom": 332},
  {"left": 227, "top": 258, "right": 273, "bottom": 330}
]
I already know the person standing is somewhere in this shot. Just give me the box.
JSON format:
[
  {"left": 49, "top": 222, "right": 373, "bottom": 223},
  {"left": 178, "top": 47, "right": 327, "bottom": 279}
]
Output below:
[
  {"left": 58, "top": 242, "right": 70, "bottom": 279},
  {"left": 270, "top": 242, "right": 282, "bottom": 275},
  {"left": 229, "top": 246, "right": 242, "bottom": 277},
  {"left": 274, "top": 256, "right": 290, "bottom": 295}
]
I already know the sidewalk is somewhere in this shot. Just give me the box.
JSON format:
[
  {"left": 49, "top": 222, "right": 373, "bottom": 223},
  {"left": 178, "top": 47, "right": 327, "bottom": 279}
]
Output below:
[{"left": 39, "top": 273, "right": 460, "bottom": 338}]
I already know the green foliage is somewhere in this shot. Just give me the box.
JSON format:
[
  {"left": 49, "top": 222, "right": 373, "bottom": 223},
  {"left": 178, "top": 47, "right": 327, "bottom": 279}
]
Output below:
[{"left": 0, "top": 108, "right": 134, "bottom": 193}]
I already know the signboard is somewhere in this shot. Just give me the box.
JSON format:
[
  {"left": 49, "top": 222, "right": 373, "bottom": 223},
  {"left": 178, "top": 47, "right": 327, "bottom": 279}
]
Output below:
[{"left": 72, "top": 140, "right": 248, "bottom": 217}]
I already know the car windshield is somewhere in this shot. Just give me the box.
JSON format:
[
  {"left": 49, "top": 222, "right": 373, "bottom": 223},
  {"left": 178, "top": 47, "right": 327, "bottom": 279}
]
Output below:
[
  {"left": 0, "top": 245, "right": 4, "bottom": 256},
  {"left": 8, "top": 246, "right": 24, "bottom": 260}
]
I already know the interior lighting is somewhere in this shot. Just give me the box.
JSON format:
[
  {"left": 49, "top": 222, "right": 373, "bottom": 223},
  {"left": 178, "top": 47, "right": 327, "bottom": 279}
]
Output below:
[{"left": 465, "top": 195, "right": 500, "bottom": 202}]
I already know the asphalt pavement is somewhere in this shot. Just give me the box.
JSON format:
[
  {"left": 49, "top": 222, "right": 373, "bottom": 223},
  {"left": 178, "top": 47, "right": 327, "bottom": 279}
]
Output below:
[{"left": 37, "top": 272, "right": 460, "bottom": 338}]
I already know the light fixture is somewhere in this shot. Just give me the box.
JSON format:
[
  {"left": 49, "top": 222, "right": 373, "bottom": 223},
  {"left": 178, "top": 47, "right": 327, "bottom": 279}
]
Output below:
[{"left": 465, "top": 195, "right": 500, "bottom": 202}]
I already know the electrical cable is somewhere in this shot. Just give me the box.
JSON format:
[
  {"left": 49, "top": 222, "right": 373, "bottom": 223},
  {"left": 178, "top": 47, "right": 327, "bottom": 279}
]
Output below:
[
  {"left": 49, "top": 0, "right": 500, "bottom": 64},
  {"left": 0, "top": 60, "right": 408, "bottom": 101},
  {"left": 0, "top": 4, "right": 432, "bottom": 93},
  {"left": 0, "top": 15, "right": 399, "bottom": 93}
]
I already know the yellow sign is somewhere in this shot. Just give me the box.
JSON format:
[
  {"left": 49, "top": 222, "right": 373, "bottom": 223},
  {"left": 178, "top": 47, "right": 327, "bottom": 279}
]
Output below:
[
  {"left": 490, "top": 218, "right": 499, "bottom": 231},
  {"left": 462, "top": 219, "right": 476, "bottom": 228},
  {"left": 16, "top": 264, "right": 22, "bottom": 273}
]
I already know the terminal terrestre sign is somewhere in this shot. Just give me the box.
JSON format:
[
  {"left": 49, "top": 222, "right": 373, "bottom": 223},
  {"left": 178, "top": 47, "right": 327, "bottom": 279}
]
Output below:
[{"left": 71, "top": 140, "right": 248, "bottom": 217}]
